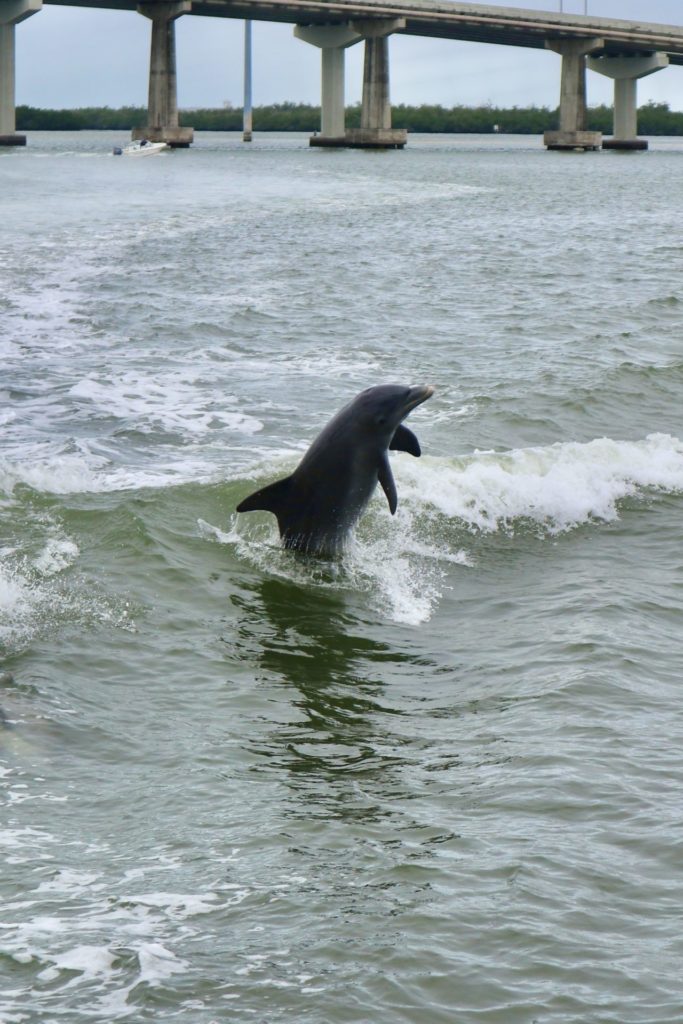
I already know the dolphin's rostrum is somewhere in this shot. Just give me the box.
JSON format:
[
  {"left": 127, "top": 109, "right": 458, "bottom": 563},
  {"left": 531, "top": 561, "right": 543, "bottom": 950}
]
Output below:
[{"left": 236, "top": 383, "right": 434, "bottom": 556}]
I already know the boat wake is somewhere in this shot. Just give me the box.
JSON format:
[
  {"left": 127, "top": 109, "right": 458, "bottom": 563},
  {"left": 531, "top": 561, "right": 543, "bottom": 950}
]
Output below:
[{"left": 215, "top": 432, "right": 683, "bottom": 625}]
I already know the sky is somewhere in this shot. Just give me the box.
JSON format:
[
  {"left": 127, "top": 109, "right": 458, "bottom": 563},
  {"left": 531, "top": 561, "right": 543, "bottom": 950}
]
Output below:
[{"left": 15, "top": 0, "right": 683, "bottom": 111}]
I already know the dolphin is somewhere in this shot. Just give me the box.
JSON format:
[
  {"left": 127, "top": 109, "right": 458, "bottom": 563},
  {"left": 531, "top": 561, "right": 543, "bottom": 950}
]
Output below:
[{"left": 236, "top": 383, "right": 434, "bottom": 556}]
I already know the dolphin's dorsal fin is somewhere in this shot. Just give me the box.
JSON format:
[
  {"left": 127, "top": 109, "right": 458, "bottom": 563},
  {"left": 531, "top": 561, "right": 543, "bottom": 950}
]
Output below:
[
  {"left": 236, "top": 476, "right": 292, "bottom": 515},
  {"left": 390, "top": 424, "right": 421, "bottom": 458},
  {"left": 378, "top": 454, "right": 398, "bottom": 515}
]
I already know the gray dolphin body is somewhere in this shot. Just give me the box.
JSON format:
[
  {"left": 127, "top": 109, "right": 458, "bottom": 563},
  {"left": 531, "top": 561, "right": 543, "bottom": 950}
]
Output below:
[{"left": 236, "top": 384, "right": 434, "bottom": 556}]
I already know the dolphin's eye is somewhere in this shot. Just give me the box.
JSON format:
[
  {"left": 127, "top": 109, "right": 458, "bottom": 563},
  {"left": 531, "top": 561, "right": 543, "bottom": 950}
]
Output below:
[{"left": 376, "top": 414, "right": 387, "bottom": 426}]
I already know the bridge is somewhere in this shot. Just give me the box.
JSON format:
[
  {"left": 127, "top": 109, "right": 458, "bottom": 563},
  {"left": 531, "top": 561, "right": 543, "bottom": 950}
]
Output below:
[{"left": 3, "top": 0, "right": 683, "bottom": 149}]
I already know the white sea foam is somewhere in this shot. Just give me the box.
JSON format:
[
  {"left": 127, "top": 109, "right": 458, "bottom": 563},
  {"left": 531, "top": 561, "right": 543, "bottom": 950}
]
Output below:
[
  {"left": 0, "top": 520, "right": 81, "bottom": 648},
  {"left": 136, "top": 942, "right": 188, "bottom": 984},
  {"left": 396, "top": 432, "right": 683, "bottom": 534},
  {"left": 122, "top": 856, "right": 182, "bottom": 882},
  {"left": 4, "top": 241, "right": 106, "bottom": 357},
  {"left": 0, "top": 826, "right": 58, "bottom": 850},
  {"left": 198, "top": 517, "right": 247, "bottom": 547},
  {"left": 130, "top": 892, "right": 220, "bottom": 918},
  {"left": 69, "top": 372, "right": 263, "bottom": 438},
  {"left": 0, "top": 452, "right": 108, "bottom": 497},
  {"left": 37, "top": 944, "right": 116, "bottom": 986},
  {"left": 33, "top": 537, "right": 80, "bottom": 577},
  {"left": 0, "top": 566, "right": 30, "bottom": 620},
  {"left": 3, "top": 924, "right": 187, "bottom": 1017},
  {"left": 0, "top": 850, "right": 215, "bottom": 1019},
  {"left": 348, "top": 510, "right": 472, "bottom": 626},
  {"left": 36, "top": 869, "right": 102, "bottom": 894},
  {"left": 0, "top": 449, "right": 219, "bottom": 497},
  {"left": 86, "top": 943, "right": 190, "bottom": 1019}
]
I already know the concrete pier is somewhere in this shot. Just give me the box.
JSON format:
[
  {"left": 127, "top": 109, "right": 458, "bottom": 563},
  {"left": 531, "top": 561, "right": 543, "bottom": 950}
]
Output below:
[
  {"left": 544, "top": 37, "right": 604, "bottom": 151},
  {"left": 349, "top": 18, "right": 407, "bottom": 148},
  {"left": 133, "top": 1, "right": 193, "bottom": 147},
  {"left": 296, "top": 18, "right": 406, "bottom": 148},
  {"left": 587, "top": 52, "right": 668, "bottom": 151},
  {"left": 0, "top": 0, "right": 41, "bottom": 146},
  {"left": 294, "top": 23, "right": 361, "bottom": 146}
]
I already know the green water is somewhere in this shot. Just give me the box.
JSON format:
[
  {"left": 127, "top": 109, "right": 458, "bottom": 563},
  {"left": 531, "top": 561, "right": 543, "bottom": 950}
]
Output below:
[{"left": 2, "top": 131, "right": 683, "bottom": 1023}]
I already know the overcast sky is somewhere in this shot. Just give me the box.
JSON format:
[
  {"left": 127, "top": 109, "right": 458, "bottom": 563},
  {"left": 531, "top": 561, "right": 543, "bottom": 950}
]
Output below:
[{"left": 15, "top": 0, "right": 683, "bottom": 110}]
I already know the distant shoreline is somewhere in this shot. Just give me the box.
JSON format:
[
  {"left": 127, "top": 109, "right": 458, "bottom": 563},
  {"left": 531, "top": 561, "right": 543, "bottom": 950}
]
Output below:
[{"left": 16, "top": 101, "right": 683, "bottom": 135}]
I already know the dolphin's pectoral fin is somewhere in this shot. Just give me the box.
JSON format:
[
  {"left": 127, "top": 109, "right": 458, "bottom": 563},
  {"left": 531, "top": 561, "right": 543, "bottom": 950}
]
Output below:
[
  {"left": 390, "top": 424, "right": 421, "bottom": 458},
  {"left": 236, "top": 475, "right": 292, "bottom": 516},
  {"left": 378, "top": 454, "right": 398, "bottom": 515}
]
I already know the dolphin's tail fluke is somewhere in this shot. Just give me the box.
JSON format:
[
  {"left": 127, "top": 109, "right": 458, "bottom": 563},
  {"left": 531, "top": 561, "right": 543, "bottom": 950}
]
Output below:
[{"left": 236, "top": 475, "right": 293, "bottom": 517}]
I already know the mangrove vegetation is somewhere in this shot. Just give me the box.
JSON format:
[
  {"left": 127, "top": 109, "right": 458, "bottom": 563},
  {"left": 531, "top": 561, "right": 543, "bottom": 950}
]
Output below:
[{"left": 15, "top": 100, "right": 683, "bottom": 135}]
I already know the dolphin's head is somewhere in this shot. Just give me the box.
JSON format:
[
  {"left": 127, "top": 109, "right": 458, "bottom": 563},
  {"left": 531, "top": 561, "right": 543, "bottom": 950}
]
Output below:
[{"left": 352, "top": 384, "right": 434, "bottom": 442}]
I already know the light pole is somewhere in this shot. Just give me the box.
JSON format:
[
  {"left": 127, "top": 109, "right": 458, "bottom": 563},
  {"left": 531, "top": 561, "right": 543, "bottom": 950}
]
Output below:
[{"left": 243, "top": 20, "right": 253, "bottom": 142}]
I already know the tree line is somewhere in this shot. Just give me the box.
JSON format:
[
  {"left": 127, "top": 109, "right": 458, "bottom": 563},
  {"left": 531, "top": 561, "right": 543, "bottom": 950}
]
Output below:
[{"left": 16, "top": 100, "right": 683, "bottom": 135}]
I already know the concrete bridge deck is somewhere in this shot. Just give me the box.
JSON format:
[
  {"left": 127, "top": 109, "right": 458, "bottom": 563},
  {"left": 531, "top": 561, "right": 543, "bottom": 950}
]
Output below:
[{"left": 38, "top": 0, "right": 683, "bottom": 64}]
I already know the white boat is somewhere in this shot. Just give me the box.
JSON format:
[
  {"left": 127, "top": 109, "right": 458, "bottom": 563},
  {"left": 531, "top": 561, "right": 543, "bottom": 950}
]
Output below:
[{"left": 114, "top": 139, "right": 169, "bottom": 157}]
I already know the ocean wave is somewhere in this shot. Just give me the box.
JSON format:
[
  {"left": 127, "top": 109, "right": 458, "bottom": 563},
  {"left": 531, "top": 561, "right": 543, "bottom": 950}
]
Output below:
[
  {"left": 230, "top": 431, "right": 683, "bottom": 543},
  {"left": 398, "top": 432, "right": 683, "bottom": 535},
  {"left": 5, "top": 433, "right": 682, "bottom": 632},
  {"left": 219, "top": 432, "right": 683, "bottom": 625}
]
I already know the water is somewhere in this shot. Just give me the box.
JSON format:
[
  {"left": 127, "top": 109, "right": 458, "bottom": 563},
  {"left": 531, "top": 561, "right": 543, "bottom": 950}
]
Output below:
[{"left": 2, "top": 130, "right": 683, "bottom": 1023}]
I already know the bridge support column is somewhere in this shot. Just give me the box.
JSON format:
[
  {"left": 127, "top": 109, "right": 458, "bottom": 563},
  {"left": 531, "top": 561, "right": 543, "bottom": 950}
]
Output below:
[
  {"left": 133, "top": 1, "right": 193, "bottom": 147},
  {"left": 294, "top": 24, "right": 361, "bottom": 146},
  {"left": 587, "top": 52, "right": 668, "bottom": 150},
  {"left": 347, "top": 18, "right": 407, "bottom": 148},
  {"left": 544, "top": 37, "right": 604, "bottom": 151},
  {"left": 0, "top": 0, "right": 41, "bottom": 146}
]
